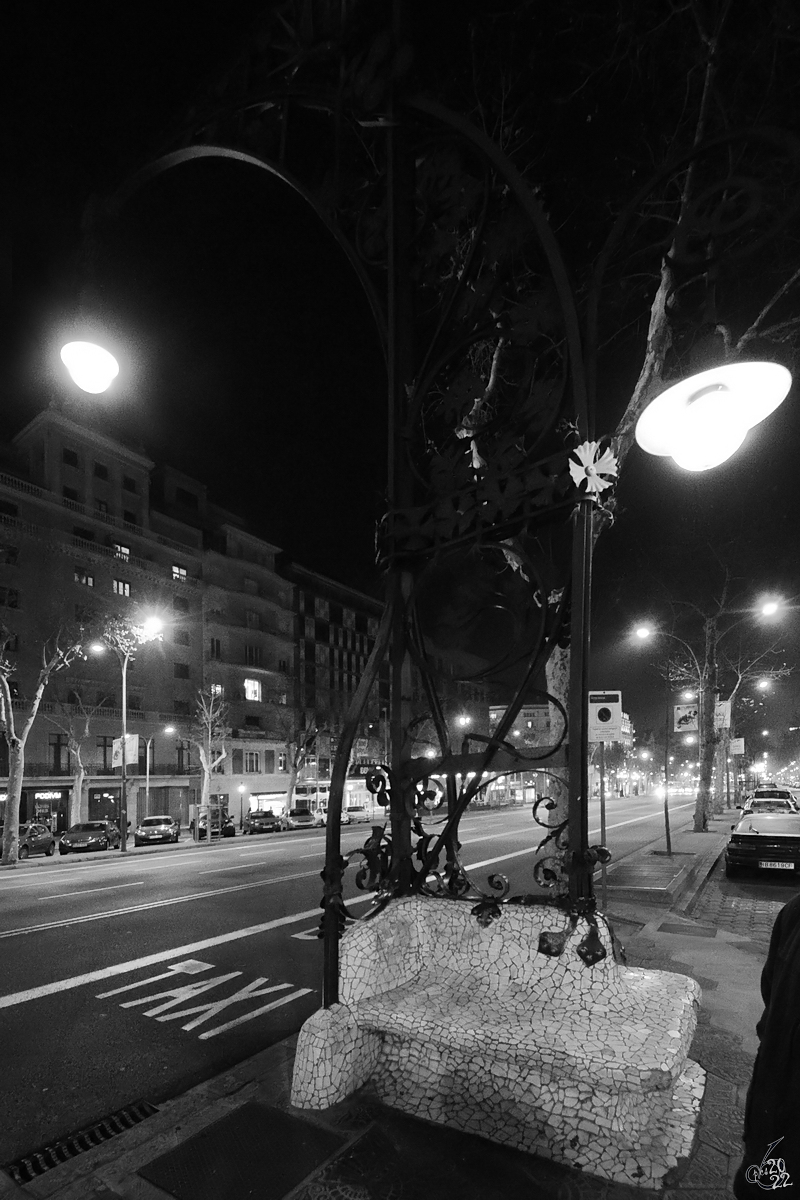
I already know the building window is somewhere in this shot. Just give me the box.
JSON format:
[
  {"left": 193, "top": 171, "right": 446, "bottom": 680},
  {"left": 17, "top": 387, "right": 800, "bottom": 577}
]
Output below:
[
  {"left": 244, "top": 678, "right": 262, "bottom": 702},
  {"left": 113, "top": 580, "right": 131, "bottom": 597},
  {"left": 244, "top": 751, "right": 260, "bottom": 772},
  {"left": 94, "top": 463, "right": 109, "bottom": 480},
  {"left": 278, "top": 658, "right": 288, "bottom": 672},
  {"left": 174, "top": 699, "right": 190, "bottom": 716},
  {"left": 73, "top": 526, "right": 95, "bottom": 542},
  {"left": 62, "top": 448, "right": 79, "bottom": 468},
  {"left": 62, "top": 486, "right": 80, "bottom": 503},
  {"left": 246, "top": 609, "right": 259, "bottom": 629},
  {"left": 97, "top": 736, "right": 114, "bottom": 772},
  {"left": 177, "top": 740, "right": 192, "bottom": 772},
  {"left": 49, "top": 734, "right": 69, "bottom": 774},
  {"left": 74, "top": 569, "right": 94, "bottom": 587},
  {"left": 0, "top": 500, "right": 18, "bottom": 519},
  {"left": 244, "top": 577, "right": 258, "bottom": 594},
  {"left": 172, "top": 564, "right": 187, "bottom": 582},
  {"left": 244, "top": 716, "right": 260, "bottom": 728},
  {"left": 123, "top": 475, "right": 137, "bottom": 493},
  {"left": 278, "top": 752, "right": 287, "bottom": 772},
  {"left": 113, "top": 543, "right": 130, "bottom": 561},
  {"left": 173, "top": 596, "right": 189, "bottom": 613},
  {"left": 0, "top": 587, "right": 19, "bottom": 609},
  {"left": 263, "top": 749, "right": 275, "bottom": 773},
  {"left": 174, "top": 630, "right": 190, "bottom": 646},
  {"left": 128, "top": 694, "right": 142, "bottom": 712},
  {"left": 210, "top": 682, "right": 224, "bottom": 697},
  {"left": 245, "top": 644, "right": 261, "bottom": 667},
  {"left": 209, "top": 637, "right": 221, "bottom": 659},
  {"left": 95, "top": 499, "right": 109, "bottom": 514},
  {"left": 123, "top": 510, "right": 139, "bottom": 526},
  {"left": 174, "top": 663, "right": 190, "bottom": 679}
]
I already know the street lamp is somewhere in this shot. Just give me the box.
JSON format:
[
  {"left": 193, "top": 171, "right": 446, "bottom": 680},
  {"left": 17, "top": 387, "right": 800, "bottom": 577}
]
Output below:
[
  {"left": 60, "top": 341, "right": 119, "bottom": 394},
  {"left": 90, "top": 615, "right": 163, "bottom": 852}
]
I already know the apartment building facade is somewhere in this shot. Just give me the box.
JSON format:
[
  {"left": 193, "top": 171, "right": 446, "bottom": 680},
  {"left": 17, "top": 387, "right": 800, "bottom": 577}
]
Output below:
[{"left": 0, "top": 406, "right": 298, "bottom": 831}]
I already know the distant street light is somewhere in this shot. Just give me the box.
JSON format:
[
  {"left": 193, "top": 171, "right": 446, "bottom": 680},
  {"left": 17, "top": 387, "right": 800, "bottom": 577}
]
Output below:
[{"left": 91, "top": 614, "right": 164, "bottom": 851}]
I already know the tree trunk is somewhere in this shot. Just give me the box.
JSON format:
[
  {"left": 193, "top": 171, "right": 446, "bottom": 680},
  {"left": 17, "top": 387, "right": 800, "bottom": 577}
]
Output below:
[
  {"left": 70, "top": 765, "right": 85, "bottom": 826},
  {"left": 1, "top": 742, "right": 25, "bottom": 865}
]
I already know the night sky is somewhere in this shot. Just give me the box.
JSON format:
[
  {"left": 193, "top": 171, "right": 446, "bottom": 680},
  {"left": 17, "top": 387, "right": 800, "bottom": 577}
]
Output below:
[{"left": 10, "top": 2, "right": 800, "bottom": 750}]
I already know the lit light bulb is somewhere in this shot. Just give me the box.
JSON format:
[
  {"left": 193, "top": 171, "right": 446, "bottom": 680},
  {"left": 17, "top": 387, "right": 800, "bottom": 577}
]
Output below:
[{"left": 60, "top": 342, "right": 119, "bottom": 394}]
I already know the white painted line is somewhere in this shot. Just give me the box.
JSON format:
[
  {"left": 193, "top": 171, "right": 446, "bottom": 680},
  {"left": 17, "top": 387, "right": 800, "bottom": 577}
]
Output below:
[
  {"left": 198, "top": 988, "right": 313, "bottom": 1039},
  {"left": 0, "top": 894, "right": 375, "bottom": 1011},
  {"left": 96, "top": 960, "right": 214, "bottom": 997},
  {"left": 0, "top": 870, "right": 320, "bottom": 940},
  {"left": 39, "top": 881, "right": 146, "bottom": 900}
]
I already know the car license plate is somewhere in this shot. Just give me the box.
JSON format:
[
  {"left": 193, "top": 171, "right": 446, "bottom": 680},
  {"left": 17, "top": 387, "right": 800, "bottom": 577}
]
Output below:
[
  {"left": 73, "top": 841, "right": 88, "bottom": 848},
  {"left": 759, "top": 860, "right": 794, "bottom": 870}
]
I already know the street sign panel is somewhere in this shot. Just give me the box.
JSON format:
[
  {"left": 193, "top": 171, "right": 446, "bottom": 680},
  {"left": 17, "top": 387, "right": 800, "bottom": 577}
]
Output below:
[
  {"left": 674, "top": 704, "right": 698, "bottom": 733},
  {"left": 588, "top": 691, "right": 623, "bottom": 742},
  {"left": 730, "top": 737, "right": 745, "bottom": 755},
  {"left": 714, "top": 700, "right": 731, "bottom": 730}
]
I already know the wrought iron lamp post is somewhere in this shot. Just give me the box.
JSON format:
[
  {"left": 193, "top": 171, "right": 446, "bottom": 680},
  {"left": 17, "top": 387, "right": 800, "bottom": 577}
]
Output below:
[{"left": 60, "top": 6, "right": 794, "bottom": 1011}]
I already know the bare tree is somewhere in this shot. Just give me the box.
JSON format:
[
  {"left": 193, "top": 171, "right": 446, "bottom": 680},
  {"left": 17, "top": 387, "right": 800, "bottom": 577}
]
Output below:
[
  {"left": 662, "top": 585, "right": 790, "bottom": 828},
  {"left": 0, "top": 626, "right": 86, "bottom": 864},
  {"left": 43, "top": 686, "right": 112, "bottom": 827},
  {"left": 189, "top": 686, "right": 231, "bottom": 816}
]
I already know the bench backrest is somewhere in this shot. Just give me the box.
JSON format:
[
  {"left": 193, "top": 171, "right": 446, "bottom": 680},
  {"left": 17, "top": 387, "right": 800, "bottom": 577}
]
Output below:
[{"left": 340, "top": 896, "right": 628, "bottom": 1006}]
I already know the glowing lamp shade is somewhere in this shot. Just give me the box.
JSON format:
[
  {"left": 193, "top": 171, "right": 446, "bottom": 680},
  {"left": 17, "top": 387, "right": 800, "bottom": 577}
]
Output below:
[
  {"left": 635, "top": 362, "right": 791, "bottom": 472},
  {"left": 60, "top": 341, "right": 119, "bottom": 394}
]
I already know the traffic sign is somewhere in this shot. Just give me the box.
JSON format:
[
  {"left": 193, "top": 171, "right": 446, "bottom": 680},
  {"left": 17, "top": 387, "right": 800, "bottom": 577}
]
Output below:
[{"left": 588, "top": 691, "right": 623, "bottom": 742}]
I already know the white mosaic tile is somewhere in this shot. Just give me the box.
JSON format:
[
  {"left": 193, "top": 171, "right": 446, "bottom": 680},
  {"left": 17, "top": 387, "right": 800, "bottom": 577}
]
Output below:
[{"left": 292, "top": 897, "right": 705, "bottom": 1189}]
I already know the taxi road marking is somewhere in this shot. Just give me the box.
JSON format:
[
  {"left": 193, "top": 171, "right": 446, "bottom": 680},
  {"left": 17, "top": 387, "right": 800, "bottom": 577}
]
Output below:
[{"left": 96, "top": 960, "right": 313, "bottom": 1041}]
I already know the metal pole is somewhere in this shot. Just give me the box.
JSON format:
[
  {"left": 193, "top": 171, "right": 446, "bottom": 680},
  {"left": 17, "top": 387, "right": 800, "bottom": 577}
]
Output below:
[
  {"left": 120, "top": 651, "right": 128, "bottom": 853},
  {"left": 567, "top": 500, "right": 594, "bottom": 910},
  {"left": 145, "top": 737, "right": 151, "bottom": 817},
  {"left": 599, "top": 739, "right": 607, "bottom": 909},
  {"left": 664, "top": 680, "right": 673, "bottom": 855}
]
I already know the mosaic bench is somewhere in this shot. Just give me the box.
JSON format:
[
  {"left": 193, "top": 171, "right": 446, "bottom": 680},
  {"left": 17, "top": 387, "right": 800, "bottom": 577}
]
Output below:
[{"left": 291, "top": 896, "right": 705, "bottom": 1189}]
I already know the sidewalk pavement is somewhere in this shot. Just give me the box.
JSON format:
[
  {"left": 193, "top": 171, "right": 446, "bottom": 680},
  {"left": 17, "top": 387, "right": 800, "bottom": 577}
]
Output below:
[{"left": 1, "top": 811, "right": 769, "bottom": 1200}]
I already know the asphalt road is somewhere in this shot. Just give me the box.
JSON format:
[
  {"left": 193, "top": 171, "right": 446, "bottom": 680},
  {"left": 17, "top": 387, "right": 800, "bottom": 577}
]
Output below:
[{"left": 0, "top": 793, "right": 696, "bottom": 1165}]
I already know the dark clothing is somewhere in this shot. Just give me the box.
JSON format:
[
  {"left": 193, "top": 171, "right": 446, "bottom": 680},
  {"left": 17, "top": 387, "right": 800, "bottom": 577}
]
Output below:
[{"left": 734, "top": 893, "right": 800, "bottom": 1196}]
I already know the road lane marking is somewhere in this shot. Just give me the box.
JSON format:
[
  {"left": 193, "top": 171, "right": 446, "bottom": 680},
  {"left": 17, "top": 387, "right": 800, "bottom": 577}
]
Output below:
[
  {"left": 198, "top": 988, "right": 312, "bottom": 1039},
  {"left": 0, "top": 894, "right": 376, "bottom": 1011},
  {"left": 0, "top": 870, "right": 320, "bottom": 940},
  {"left": 156, "top": 977, "right": 292, "bottom": 1029},
  {"left": 39, "top": 881, "right": 146, "bottom": 900},
  {"left": 97, "top": 960, "right": 214, "bottom": 996}
]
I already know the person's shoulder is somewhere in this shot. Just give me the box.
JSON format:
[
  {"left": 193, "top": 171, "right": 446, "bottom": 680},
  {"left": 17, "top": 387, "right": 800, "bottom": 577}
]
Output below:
[{"left": 776, "top": 892, "right": 800, "bottom": 933}]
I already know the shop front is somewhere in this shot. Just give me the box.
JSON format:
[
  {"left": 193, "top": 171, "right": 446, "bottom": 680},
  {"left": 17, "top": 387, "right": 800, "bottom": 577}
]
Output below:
[
  {"left": 88, "top": 786, "right": 122, "bottom": 824},
  {"left": 21, "top": 788, "right": 71, "bottom": 833}
]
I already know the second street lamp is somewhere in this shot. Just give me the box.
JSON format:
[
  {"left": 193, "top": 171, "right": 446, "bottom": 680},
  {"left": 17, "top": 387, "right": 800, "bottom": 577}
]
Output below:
[{"left": 90, "top": 615, "right": 163, "bottom": 852}]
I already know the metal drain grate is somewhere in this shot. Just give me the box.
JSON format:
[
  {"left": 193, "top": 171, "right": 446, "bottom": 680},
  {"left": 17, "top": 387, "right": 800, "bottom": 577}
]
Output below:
[{"left": 2, "top": 1100, "right": 159, "bottom": 1185}]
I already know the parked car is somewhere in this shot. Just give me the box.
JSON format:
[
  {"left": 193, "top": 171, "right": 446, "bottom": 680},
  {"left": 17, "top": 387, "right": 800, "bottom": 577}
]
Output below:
[
  {"left": 134, "top": 815, "right": 180, "bottom": 846},
  {"left": 17, "top": 822, "right": 56, "bottom": 859},
  {"left": 60, "top": 821, "right": 122, "bottom": 854},
  {"left": 242, "top": 810, "right": 282, "bottom": 835},
  {"left": 725, "top": 808, "right": 800, "bottom": 876},
  {"left": 314, "top": 807, "right": 350, "bottom": 827},
  {"left": 280, "top": 808, "right": 316, "bottom": 831},
  {"left": 346, "top": 805, "right": 371, "bottom": 823},
  {"left": 741, "top": 788, "right": 798, "bottom": 813},
  {"left": 192, "top": 812, "right": 236, "bottom": 839}
]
